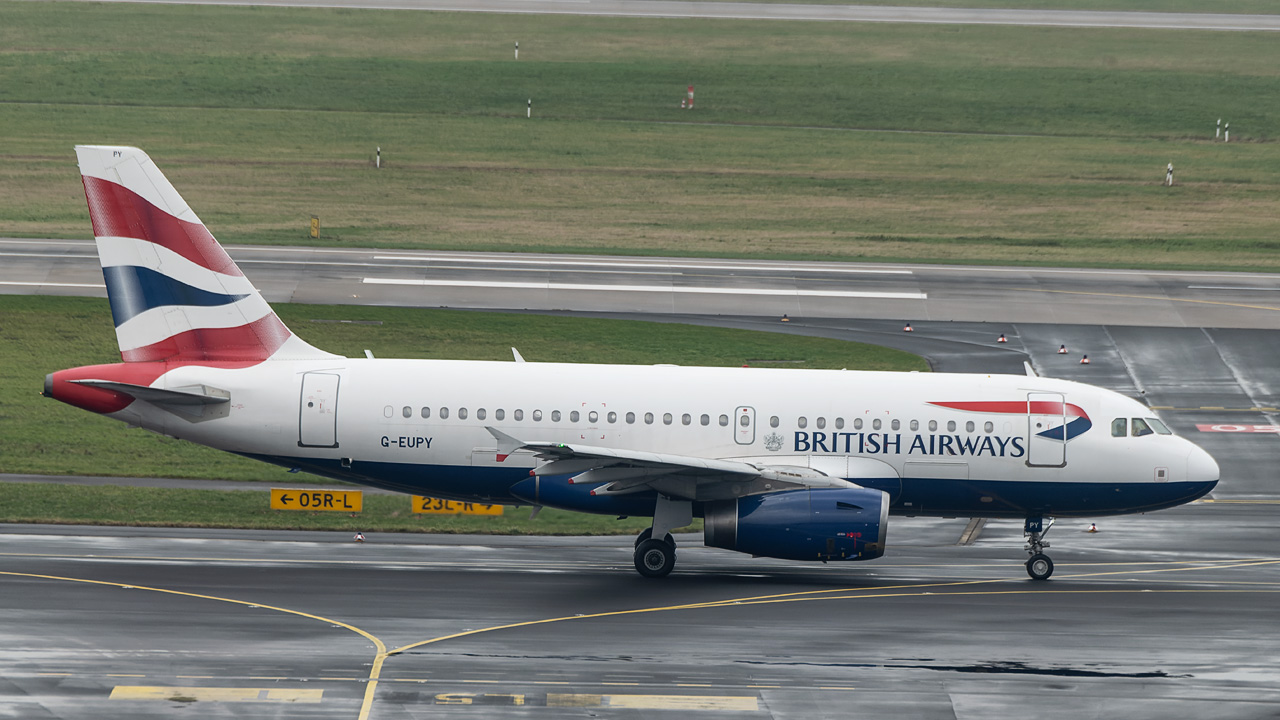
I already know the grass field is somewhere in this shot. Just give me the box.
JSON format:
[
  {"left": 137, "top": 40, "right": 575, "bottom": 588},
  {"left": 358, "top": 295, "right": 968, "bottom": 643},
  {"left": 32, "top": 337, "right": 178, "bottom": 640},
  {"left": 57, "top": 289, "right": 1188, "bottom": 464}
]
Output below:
[
  {"left": 2, "top": 3, "right": 1280, "bottom": 269},
  {"left": 0, "top": 295, "right": 926, "bottom": 481},
  {"left": 0, "top": 482, "right": 698, "bottom": 535}
]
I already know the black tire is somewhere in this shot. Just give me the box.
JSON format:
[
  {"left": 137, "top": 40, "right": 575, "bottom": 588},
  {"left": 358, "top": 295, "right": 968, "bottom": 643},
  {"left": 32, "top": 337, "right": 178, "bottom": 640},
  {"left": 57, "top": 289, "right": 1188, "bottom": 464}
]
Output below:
[
  {"left": 1026, "top": 553, "right": 1054, "bottom": 580},
  {"left": 634, "top": 528, "right": 676, "bottom": 548},
  {"left": 634, "top": 538, "right": 676, "bottom": 578}
]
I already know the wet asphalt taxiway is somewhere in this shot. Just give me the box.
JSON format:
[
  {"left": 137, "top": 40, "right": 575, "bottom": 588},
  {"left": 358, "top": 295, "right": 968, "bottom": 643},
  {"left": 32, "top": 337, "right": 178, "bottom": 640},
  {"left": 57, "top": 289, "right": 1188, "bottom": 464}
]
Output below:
[{"left": 3, "top": 316, "right": 1279, "bottom": 719}]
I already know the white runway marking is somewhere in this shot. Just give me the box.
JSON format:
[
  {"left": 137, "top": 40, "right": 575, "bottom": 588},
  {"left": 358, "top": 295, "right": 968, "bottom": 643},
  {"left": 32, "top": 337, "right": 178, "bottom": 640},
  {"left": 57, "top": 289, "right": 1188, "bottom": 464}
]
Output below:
[
  {"left": 1188, "top": 286, "right": 1280, "bottom": 292},
  {"left": 362, "top": 277, "right": 927, "bottom": 299},
  {"left": 0, "top": 281, "right": 104, "bottom": 288},
  {"left": 374, "top": 255, "right": 913, "bottom": 275}
]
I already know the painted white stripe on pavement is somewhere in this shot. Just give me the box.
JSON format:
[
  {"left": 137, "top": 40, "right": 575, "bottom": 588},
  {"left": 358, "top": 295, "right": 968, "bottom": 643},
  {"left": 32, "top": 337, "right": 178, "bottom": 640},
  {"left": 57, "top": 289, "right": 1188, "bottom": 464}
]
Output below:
[
  {"left": 363, "top": 277, "right": 926, "bottom": 300},
  {"left": 0, "top": 281, "right": 105, "bottom": 288},
  {"left": 374, "top": 255, "right": 912, "bottom": 274}
]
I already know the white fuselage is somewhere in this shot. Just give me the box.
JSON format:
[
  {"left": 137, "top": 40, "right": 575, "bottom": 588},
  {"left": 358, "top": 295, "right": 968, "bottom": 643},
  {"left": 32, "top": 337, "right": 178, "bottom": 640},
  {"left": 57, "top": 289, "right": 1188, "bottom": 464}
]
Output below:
[{"left": 124, "top": 359, "right": 1218, "bottom": 519}]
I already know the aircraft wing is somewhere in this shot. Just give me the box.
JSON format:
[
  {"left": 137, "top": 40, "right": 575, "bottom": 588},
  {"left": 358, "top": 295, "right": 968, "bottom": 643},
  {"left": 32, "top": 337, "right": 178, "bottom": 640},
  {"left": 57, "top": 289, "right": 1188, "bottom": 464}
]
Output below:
[{"left": 486, "top": 427, "right": 857, "bottom": 501}]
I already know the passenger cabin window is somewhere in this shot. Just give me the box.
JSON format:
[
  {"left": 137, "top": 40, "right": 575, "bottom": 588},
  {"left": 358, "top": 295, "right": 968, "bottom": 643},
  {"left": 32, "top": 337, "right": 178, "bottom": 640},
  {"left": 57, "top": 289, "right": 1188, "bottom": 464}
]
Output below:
[
  {"left": 513, "top": 409, "right": 523, "bottom": 421},
  {"left": 947, "top": 420, "right": 956, "bottom": 432},
  {"left": 835, "top": 418, "right": 845, "bottom": 430},
  {"left": 552, "top": 410, "right": 561, "bottom": 422},
  {"left": 854, "top": 418, "right": 863, "bottom": 430},
  {"left": 798, "top": 416, "right": 808, "bottom": 429},
  {"left": 965, "top": 421, "right": 974, "bottom": 433},
  {"left": 384, "top": 405, "right": 393, "bottom": 418},
  {"left": 495, "top": 409, "right": 505, "bottom": 421},
  {"left": 910, "top": 420, "right": 919, "bottom": 431},
  {"left": 984, "top": 421, "right": 993, "bottom": 433},
  {"left": 701, "top": 414, "right": 710, "bottom": 426},
  {"left": 1132, "top": 418, "right": 1154, "bottom": 437},
  {"left": 458, "top": 408, "right": 468, "bottom": 420},
  {"left": 570, "top": 410, "right": 579, "bottom": 422},
  {"left": 663, "top": 413, "right": 673, "bottom": 425},
  {"left": 928, "top": 420, "right": 937, "bottom": 432},
  {"left": 420, "top": 407, "right": 431, "bottom": 419},
  {"left": 816, "top": 417, "right": 826, "bottom": 429},
  {"left": 770, "top": 416, "right": 779, "bottom": 428},
  {"left": 645, "top": 412, "right": 654, "bottom": 424},
  {"left": 626, "top": 412, "right": 636, "bottom": 424},
  {"left": 402, "top": 406, "right": 412, "bottom": 418},
  {"left": 608, "top": 412, "right": 617, "bottom": 423},
  {"left": 891, "top": 419, "right": 901, "bottom": 431},
  {"left": 440, "top": 407, "right": 450, "bottom": 419},
  {"left": 477, "top": 408, "right": 486, "bottom": 420},
  {"left": 872, "top": 419, "right": 882, "bottom": 431},
  {"left": 719, "top": 414, "right": 729, "bottom": 427},
  {"left": 1111, "top": 418, "right": 1126, "bottom": 437},
  {"left": 739, "top": 414, "right": 750, "bottom": 427},
  {"left": 589, "top": 411, "right": 599, "bottom": 423},
  {"left": 532, "top": 410, "right": 542, "bottom": 422},
  {"left": 683, "top": 414, "right": 692, "bottom": 425},
  {"left": 1148, "top": 418, "right": 1173, "bottom": 435}
]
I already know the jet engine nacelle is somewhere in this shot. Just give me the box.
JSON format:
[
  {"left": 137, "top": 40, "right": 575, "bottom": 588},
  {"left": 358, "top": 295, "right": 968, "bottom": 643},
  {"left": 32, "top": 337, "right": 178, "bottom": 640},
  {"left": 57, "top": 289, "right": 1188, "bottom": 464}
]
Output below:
[{"left": 703, "top": 487, "right": 888, "bottom": 562}]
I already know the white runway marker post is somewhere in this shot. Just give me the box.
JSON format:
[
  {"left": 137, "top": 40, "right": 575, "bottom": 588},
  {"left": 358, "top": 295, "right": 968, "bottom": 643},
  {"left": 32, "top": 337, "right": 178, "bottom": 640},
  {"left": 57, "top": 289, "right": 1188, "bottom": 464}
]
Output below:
[
  {"left": 527, "top": 99, "right": 531, "bottom": 118},
  {"left": 1166, "top": 162, "right": 1173, "bottom": 187},
  {"left": 515, "top": 41, "right": 519, "bottom": 60},
  {"left": 1225, "top": 123, "right": 1230, "bottom": 142},
  {"left": 1216, "top": 118, "right": 1221, "bottom": 139},
  {"left": 376, "top": 146, "right": 381, "bottom": 169}
]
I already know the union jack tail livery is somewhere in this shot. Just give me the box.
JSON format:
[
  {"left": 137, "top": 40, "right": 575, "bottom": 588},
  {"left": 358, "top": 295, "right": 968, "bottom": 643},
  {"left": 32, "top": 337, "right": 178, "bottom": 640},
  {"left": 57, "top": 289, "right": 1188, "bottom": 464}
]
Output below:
[{"left": 76, "top": 145, "right": 332, "bottom": 363}]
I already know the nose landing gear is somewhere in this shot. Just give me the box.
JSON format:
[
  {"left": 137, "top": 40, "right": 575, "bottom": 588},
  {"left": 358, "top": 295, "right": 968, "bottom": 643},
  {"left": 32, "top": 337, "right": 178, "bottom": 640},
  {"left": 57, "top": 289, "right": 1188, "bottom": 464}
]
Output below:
[{"left": 1024, "top": 516, "right": 1055, "bottom": 580}]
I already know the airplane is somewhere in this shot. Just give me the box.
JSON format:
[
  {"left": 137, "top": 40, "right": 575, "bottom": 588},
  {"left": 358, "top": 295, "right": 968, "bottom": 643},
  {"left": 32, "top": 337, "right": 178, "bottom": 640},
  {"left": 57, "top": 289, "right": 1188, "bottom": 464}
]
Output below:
[{"left": 44, "top": 145, "right": 1220, "bottom": 580}]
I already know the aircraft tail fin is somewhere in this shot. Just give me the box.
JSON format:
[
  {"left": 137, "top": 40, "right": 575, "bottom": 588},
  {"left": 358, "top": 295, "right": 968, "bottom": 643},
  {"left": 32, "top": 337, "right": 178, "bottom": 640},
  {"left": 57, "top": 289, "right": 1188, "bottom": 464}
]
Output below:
[{"left": 75, "top": 145, "right": 337, "bottom": 363}]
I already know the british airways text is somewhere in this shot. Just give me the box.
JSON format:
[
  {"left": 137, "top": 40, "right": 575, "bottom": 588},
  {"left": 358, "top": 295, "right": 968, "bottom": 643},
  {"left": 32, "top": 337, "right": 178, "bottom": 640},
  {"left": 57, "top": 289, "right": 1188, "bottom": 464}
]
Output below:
[{"left": 795, "top": 432, "right": 1026, "bottom": 458}]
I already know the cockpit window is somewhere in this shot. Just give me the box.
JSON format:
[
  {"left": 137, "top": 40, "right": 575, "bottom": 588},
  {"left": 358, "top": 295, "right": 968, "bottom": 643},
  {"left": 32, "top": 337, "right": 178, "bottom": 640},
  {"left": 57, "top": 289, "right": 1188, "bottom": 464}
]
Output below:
[
  {"left": 1147, "top": 418, "right": 1173, "bottom": 435},
  {"left": 1131, "top": 418, "right": 1154, "bottom": 437},
  {"left": 1111, "top": 418, "right": 1126, "bottom": 437}
]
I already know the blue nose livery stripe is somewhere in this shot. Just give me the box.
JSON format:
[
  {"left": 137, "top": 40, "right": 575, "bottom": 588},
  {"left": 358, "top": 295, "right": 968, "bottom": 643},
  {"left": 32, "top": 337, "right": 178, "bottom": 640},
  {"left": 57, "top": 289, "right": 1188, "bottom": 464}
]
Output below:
[
  {"left": 102, "top": 265, "right": 249, "bottom": 327},
  {"left": 1036, "top": 416, "right": 1093, "bottom": 442}
]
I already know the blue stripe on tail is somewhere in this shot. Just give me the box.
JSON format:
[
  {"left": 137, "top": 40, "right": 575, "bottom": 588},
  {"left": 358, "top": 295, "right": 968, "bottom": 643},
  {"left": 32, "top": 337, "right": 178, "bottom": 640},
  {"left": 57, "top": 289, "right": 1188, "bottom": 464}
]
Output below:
[{"left": 102, "top": 265, "right": 248, "bottom": 327}]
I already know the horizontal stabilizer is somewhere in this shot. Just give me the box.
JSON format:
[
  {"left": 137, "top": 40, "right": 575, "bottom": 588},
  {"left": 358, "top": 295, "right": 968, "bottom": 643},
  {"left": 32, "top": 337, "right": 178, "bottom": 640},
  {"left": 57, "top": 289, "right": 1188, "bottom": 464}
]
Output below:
[{"left": 68, "top": 379, "right": 230, "bottom": 421}]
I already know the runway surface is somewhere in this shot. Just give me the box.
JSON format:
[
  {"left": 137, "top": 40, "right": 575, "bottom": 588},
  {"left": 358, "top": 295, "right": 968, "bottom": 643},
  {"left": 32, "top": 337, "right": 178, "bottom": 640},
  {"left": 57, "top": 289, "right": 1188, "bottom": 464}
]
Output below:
[
  {"left": 43, "top": 0, "right": 1280, "bottom": 31},
  {"left": 5, "top": 308, "right": 1280, "bottom": 718},
  {"left": 7, "top": 238, "right": 1280, "bottom": 328}
]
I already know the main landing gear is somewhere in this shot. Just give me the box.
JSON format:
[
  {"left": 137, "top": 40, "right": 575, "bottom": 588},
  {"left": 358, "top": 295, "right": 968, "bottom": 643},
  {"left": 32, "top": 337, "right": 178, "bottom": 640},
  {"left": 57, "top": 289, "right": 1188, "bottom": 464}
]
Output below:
[
  {"left": 633, "top": 495, "right": 691, "bottom": 579},
  {"left": 1024, "top": 516, "right": 1055, "bottom": 580}
]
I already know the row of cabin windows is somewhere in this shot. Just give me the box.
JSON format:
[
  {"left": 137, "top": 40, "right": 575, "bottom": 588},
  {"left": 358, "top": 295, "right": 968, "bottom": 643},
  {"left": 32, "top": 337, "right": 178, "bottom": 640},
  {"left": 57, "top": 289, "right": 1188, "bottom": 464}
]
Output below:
[
  {"left": 391, "top": 405, "right": 732, "bottom": 427},
  {"left": 780, "top": 416, "right": 995, "bottom": 434},
  {"left": 388, "top": 405, "right": 1000, "bottom": 434},
  {"left": 1111, "top": 417, "right": 1172, "bottom": 438}
]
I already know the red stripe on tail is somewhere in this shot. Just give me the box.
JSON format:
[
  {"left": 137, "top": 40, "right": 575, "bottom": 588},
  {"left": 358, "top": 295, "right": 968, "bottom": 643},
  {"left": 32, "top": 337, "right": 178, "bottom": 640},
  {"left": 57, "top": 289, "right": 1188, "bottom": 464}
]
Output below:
[
  {"left": 81, "top": 175, "right": 242, "bottom": 276},
  {"left": 120, "top": 315, "right": 291, "bottom": 363}
]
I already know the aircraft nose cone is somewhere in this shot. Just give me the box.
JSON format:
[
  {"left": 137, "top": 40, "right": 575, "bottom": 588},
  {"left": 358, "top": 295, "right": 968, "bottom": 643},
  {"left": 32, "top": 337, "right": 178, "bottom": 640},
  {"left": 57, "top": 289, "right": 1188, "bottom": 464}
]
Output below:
[{"left": 1186, "top": 443, "right": 1220, "bottom": 487}]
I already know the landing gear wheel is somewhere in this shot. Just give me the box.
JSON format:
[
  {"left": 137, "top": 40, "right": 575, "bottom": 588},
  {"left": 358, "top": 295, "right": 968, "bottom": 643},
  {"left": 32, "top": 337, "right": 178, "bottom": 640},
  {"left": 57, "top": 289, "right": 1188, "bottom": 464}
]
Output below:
[
  {"left": 1026, "top": 553, "right": 1054, "bottom": 580},
  {"left": 634, "top": 538, "right": 676, "bottom": 578},
  {"left": 634, "top": 528, "right": 676, "bottom": 548}
]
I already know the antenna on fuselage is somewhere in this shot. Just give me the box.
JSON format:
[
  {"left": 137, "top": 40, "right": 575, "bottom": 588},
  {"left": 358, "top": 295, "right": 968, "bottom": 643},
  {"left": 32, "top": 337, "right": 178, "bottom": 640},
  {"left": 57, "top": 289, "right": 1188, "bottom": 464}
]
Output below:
[
  {"left": 1024, "top": 361, "right": 1038, "bottom": 377},
  {"left": 512, "top": 348, "right": 526, "bottom": 363}
]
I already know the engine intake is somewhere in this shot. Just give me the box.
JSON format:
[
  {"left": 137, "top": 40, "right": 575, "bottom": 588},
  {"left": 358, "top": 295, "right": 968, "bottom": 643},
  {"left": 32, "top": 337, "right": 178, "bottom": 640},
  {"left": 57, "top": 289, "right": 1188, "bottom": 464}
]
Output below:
[{"left": 703, "top": 487, "right": 888, "bottom": 562}]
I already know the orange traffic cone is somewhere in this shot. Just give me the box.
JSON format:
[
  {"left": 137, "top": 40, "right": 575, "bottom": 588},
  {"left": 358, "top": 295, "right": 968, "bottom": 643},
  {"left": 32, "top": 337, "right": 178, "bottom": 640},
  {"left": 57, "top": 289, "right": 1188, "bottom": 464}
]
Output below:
[
  {"left": 1058, "top": 344, "right": 1068, "bottom": 354},
  {"left": 1080, "top": 355, "right": 1090, "bottom": 365},
  {"left": 1087, "top": 523, "right": 1098, "bottom": 533},
  {"left": 904, "top": 323, "right": 913, "bottom": 332},
  {"left": 780, "top": 314, "right": 790, "bottom": 322},
  {"left": 354, "top": 531, "right": 365, "bottom": 543},
  {"left": 997, "top": 333, "right": 1007, "bottom": 343}
]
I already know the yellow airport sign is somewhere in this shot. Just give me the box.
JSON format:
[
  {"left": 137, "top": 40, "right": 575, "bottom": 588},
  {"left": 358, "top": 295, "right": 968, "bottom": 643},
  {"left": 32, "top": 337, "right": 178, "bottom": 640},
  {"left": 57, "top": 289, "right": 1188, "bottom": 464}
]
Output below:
[
  {"left": 271, "top": 488, "right": 362, "bottom": 512},
  {"left": 413, "top": 496, "right": 503, "bottom": 516}
]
